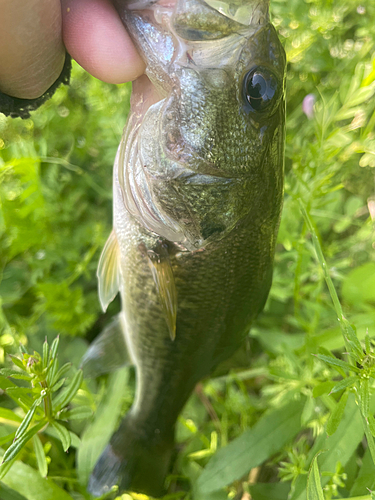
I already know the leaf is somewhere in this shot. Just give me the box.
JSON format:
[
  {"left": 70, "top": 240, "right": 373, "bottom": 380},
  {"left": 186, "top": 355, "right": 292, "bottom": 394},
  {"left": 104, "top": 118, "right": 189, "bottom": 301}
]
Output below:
[
  {"left": 0, "top": 460, "right": 74, "bottom": 500},
  {"left": 51, "top": 363, "right": 72, "bottom": 386},
  {"left": 346, "top": 83, "right": 375, "bottom": 107},
  {"left": 342, "top": 321, "right": 363, "bottom": 360},
  {"left": 9, "top": 356, "right": 25, "bottom": 372},
  {"left": 313, "top": 381, "right": 335, "bottom": 398},
  {"left": 51, "top": 422, "right": 71, "bottom": 452},
  {"left": 360, "top": 377, "right": 370, "bottom": 417},
  {"left": 44, "top": 427, "right": 81, "bottom": 449},
  {"left": 52, "top": 369, "right": 83, "bottom": 411},
  {"left": 290, "top": 394, "right": 364, "bottom": 500},
  {"left": 329, "top": 376, "right": 357, "bottom": 394},
  {"left": 42, "top": 341, "right": 48, "bottom": 370},
  {"left": 77, "top": 367, "right": 129, "bottom": 486},
  {"left": 51, "top": 378, "right": 65, "bottom": 393},
  {"left": 0, "top": 483, "right": 28, "bottom": 500},
  {"left": 0, "top": 369, "right": 31, "bottom": 381},
  {"left": 365, "top": 334, "right": 371, "bottom": 355},
  {"left": 14, "top": 398, "right": 41, "bottom": 440},
  {"left": 361, "top": 413, "right": 375, "bottom": 467},
  {"left": 197, "top": 398, "right": 305, "bottom": 494},
  {"left": 49, "top": 336, "right": 59, "bottom": 363},
  {"left": 0, "top": 408, "right": 23, "bottom": 423},
  {"left": 326, "top": 390, "right": 349, "bottom": 436},
  {"left": 0, "top": 458, "right": 18, "bottom": 482},
  {"left": 350, "top": 447, "right": 375, "bottom": 496},
  {"left": 315, "top": 354, "right": 360, "bottom": 374},
  {"left": 368, "top": 414, "right": 375, "bottom": 437},
  {"left": 342, "top": 263, "right": 375, "bottom": 307},
  {"left": 0, "top": 433, "right": 16, "bottom": 447},
  {"left": 307, "top": 453, "right": 325, "bottom": 500},
  {"left": 249, "top": 483, "right": 291, "bottom": 500},
  {"left": 1, "top": 421, "right": 46, "bottom": 466},
  {"left": 58, "top": 406, "right": 93, "bottom": 421},
  {"left": 32, "top": 435, "right": 48, "bottom": 478}
]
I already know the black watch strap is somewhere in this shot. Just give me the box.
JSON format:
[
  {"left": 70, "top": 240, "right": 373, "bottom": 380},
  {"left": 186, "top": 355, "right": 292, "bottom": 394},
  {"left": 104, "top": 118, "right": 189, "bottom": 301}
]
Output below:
[{"left": 0, "top": 53, "right": 72, "bottom": 119}]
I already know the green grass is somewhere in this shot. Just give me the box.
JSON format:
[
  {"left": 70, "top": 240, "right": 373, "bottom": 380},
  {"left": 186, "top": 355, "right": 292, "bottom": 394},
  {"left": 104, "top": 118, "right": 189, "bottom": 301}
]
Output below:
[{"left": 1, "top": 0, "right": 375, "bottom": 499}]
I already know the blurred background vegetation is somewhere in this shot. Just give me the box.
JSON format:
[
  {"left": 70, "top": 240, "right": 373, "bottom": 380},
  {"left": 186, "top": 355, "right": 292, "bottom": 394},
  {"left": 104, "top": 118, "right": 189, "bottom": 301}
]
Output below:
[{"left": 0, "top": 0, "right": 375, "bottom": 499}]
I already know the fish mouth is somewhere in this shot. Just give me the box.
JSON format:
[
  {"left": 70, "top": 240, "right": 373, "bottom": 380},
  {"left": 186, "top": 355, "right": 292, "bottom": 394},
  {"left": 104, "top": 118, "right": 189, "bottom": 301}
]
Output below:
[{"left": 114, "top": 0, "right": 271, "bottom": 126}]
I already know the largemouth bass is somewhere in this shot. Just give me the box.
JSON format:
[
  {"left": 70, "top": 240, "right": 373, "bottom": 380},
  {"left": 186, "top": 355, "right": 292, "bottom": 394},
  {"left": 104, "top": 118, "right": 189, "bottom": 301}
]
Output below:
[{"left": 88, "top": 0, "right": 286, "bottom": 496}]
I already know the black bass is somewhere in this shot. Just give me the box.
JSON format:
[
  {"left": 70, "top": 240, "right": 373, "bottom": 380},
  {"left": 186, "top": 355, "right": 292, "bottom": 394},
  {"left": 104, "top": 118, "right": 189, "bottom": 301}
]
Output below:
[{"left": 88, "top": 0, "right": 286, "bottom": 496}]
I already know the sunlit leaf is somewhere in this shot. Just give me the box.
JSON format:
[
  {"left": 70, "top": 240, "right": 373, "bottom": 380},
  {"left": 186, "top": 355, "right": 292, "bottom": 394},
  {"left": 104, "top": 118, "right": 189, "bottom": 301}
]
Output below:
[
  {"left": 197, "top": 399, "right": 305, "bottom": 494},
  {"left": 32, "top": 435, "right": 48, "bottom": 478},
  {"left": 307, "top": 453, "right": 325, "bottom": 500},
  {"left": 0, "top": 460, "right": 74, "bottom": 500},
  {"left": 51, "top": 422, "right": 71, "bottom": 452},
  {"left": 326, "top": 390, "right": 349, "bottom": 436}
]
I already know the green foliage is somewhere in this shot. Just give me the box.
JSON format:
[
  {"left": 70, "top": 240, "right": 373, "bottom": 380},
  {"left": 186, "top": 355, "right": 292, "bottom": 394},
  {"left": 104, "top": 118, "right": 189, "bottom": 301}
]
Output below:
[
  {"left": 307, "top": 454, "right": 325, "bottom": 500},
  {"left": 0, "top": 337, "right": 88, "bottom": 482},
  {"left": 1, "top": 0, "right": 375, "bottom": 499}
]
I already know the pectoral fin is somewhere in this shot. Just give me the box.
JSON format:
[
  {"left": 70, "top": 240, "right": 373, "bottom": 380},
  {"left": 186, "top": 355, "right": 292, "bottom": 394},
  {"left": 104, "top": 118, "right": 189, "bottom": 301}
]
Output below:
[
  {"left": 146, "top": 242, "right": 177, "bottom": 341},
  {"left": 81, "top": 314, "right": 132, "bottom": 378},
  {"left": 97, "top": 230, "right": 120, "bottom": 312}
]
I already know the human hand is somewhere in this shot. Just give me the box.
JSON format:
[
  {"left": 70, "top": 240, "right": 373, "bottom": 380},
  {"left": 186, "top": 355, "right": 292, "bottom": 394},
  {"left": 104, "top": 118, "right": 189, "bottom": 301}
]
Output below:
[{"left": 0, "top": 0, "right": 145, "bottom": 100}]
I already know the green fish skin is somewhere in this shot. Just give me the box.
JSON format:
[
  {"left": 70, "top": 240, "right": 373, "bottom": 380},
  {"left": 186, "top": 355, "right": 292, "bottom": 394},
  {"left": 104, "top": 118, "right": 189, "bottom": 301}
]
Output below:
[{"left": 89, "top": 0, "right": 286, "bottom": 497}]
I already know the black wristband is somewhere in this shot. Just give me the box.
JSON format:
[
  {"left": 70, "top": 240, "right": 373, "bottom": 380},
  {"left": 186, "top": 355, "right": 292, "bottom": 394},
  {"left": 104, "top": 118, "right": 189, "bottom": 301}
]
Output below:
[{"left": 0, "top": 53, "right": 72, "bottom": 119}]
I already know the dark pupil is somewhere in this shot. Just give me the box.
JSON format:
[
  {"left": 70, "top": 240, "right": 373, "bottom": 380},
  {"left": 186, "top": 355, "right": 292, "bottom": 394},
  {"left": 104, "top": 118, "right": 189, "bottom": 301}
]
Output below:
[{"left": 245, "top": 69, "right": 278, "bottom": 111}]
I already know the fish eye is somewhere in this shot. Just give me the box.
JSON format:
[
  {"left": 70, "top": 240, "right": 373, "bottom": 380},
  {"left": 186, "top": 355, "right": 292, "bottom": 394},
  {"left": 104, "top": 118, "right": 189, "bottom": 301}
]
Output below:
[{"left": 243, "top": 67, "right": 280, "bottom": 113}]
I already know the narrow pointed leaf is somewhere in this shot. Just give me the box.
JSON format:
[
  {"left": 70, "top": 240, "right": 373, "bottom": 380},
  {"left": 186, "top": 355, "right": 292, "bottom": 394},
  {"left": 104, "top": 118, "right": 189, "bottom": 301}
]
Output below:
[
  {"left": 326, "top": 390, "right": 349, "bottom": 436},
  {"left": 0, "top": 369, "right": 31, "bottom": 381},
  {"left": 360, "top": 378, "right": 370, "bottom": 417},
  {"left": 51, "top": 422, "right": 71, "bottom": 452},
  {"left": 315, "top": 354, "right": 360, "bottom": 373},
  {"left": 342, "top": 321, "right": 363, "bottom": 359},
  {"left": 197, "top": 398, "right": 305, "bottom": 494},
  {"left": 330, "top": 376, "right": 357, "bottom": 394},
  {"left": 14, "top": 398, "right": 41, "bottom": 440},
  {"left": 0, "top": 457, "right": 18, "bottom": 481},
  {"left": 307, "top": 453, "right": 325, "bottom": 500},
  {"left": 368, "top": 414, "right": 375, "bottom": 438},
  {"left": 58, "top": 406, "right": 93, "bottom": 421},
  {"left": 2, "top": 420, "right": 46, "bottom": 465},
  {"left": 361, "top": 413, "right": 375, "bottom": 467},
  {"left": 49, "top": 336, "right": 59, "bottom": 363},
  {"left": 42, "top": 341, "right": 48, "bottom": 370},
  {"left": 51, "top": 378, "right": 66, "bottom": 393},
  {"left": 9, "top": 357, "right": 25, "bottom": 372},
  {"left": 365, "top": 334, "right": 371, "bottom": 355},
  {"left": 53, "top": 370, "right": 83, "bottom": 411},
  {"left": 33, "top": 434, "right": 48, "bottom": 478},
  {"left": 52, "top": 363, "right": 72, "bottom": 386}
]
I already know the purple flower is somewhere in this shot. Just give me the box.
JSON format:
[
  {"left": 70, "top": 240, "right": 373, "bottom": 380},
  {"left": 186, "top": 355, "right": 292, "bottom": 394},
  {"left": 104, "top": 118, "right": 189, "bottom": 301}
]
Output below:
[{"left": 302, "top": 94, "right": 316, "bottom": 119}]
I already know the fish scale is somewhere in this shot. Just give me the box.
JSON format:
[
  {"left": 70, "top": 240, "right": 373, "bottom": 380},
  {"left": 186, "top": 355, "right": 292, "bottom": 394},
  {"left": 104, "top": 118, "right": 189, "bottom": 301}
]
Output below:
[{"left": 88, "top": 0, "right": 286, "bottom": 496}]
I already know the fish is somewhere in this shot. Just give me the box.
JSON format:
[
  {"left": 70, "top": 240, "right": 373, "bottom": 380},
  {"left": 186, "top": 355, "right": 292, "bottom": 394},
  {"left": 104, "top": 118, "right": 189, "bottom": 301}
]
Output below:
[{"left": 87, "top": 0, "right": 286, "bottom": 496}]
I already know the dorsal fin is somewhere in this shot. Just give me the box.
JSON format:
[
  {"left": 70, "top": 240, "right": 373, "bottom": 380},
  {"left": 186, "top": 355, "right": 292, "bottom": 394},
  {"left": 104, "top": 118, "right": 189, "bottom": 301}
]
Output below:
[
  {"left": 97, "top": 230, "right": 120, "bottom": 312},
  {"left": 146, "top": 242, "right": 177, "bottom": 341}
]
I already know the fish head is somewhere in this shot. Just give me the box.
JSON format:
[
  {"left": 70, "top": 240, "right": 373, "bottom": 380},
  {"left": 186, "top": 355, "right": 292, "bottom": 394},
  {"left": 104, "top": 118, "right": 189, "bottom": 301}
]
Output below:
[{"left": 115, "top": 0, "right": 286, "bottom": 249}]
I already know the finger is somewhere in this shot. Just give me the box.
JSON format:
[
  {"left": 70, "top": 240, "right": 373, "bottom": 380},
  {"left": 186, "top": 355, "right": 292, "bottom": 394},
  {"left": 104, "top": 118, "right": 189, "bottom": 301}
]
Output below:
[
  {"left": 61, "top": 0, "right": 145, "bottom": 84},
  {"left": 0, "top": 0, "right": 65, "bottom": 99}
]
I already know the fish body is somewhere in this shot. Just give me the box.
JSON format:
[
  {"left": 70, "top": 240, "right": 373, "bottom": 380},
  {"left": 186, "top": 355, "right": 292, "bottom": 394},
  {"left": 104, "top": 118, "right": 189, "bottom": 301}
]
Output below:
[{"left": 89, "top": 0, "right": 286, "bottom": 496}]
